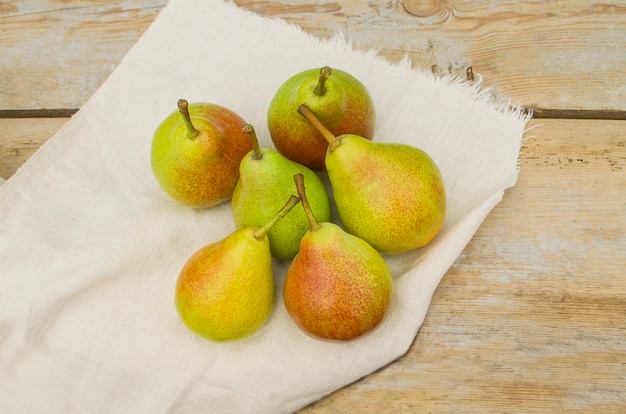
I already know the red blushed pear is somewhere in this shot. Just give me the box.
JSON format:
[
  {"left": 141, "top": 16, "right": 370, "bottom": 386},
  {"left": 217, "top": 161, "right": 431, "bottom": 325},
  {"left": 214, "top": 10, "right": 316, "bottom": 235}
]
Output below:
[
  {"left": 267, "top": 66, "right": 375, "bottom": 170},
  {"left": 175, "top": 195, "right": 300, "bottom": 342},
  {"left": 151, "top": 99, "right": 252, "bottom": 208},
  {"left": 297, "top": 104, "right": 446, "bottom": 255},
  {"left": 283, "top": 174, "right": 393, "bottom": 342}
]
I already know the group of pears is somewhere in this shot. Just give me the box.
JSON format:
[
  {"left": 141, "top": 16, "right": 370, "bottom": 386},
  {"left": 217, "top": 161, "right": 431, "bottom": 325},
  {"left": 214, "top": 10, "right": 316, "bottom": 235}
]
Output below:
[{"left": 151, "top": 66, "right": 446, "bottom": 343}]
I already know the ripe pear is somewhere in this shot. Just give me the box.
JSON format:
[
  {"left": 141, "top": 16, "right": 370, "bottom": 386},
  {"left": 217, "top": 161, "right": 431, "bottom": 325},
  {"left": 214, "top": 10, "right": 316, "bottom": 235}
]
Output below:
[
  {"left": 175, "top": 195, "right": 300, "bottom": 342},
  {"left": 232, "top": 124, "right": 331, "bottom": 260},
  {"left": 151, "top": 99, "right": 252, "bottom": 208},
  {"left": 267, "top": 66, "right": 375, "bottom": 170},
  {"left": 283, "top": 174, "right": 393, "bottom": 341},
  {"left": 298, "top": 104, "right": 446, "bottom": 254}
]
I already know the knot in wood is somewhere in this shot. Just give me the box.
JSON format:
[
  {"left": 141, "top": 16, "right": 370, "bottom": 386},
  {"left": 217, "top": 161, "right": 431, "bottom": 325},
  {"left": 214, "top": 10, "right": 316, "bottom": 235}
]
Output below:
[{"left": 400, "top": 0, "right": 446, "bottom": 18}]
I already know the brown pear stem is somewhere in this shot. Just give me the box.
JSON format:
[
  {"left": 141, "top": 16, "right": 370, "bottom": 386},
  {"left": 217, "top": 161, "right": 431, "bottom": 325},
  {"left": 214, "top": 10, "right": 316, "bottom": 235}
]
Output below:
[
  {"left": 294, "top": 173, "right": 321, "bottom": 232},
  {"left": 253, "top": 195, "right": 301, "bottom": 241},
  {"left": 178, "top": 99, "right": 199, "bottom": 139},
  {"left": 242, "top": 124, "right": 263, "bottom": 160},
  {"left": 313, "top": 66, "right": 332, "bottom": 96},
  {"left": 297, "top": 104, "right": 341, "bottom": 152}
]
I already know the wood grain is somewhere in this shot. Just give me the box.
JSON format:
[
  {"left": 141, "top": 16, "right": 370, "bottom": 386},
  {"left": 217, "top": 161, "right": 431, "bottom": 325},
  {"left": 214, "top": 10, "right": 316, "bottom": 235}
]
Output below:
[
  {"left": 299, "top": 118, "right": 626, "bottom": 412},
  {"left": 2, "top": 1, "right": 626, "bottom": 412},
  {"left": 1, "top": 0, "right": 625, "bottom": 112},
  {"left": 0, "top": 0, "right": 165, "bottom": 110},
  {"left": 0, "top": 118, "right": 68, "bottom": 179}
]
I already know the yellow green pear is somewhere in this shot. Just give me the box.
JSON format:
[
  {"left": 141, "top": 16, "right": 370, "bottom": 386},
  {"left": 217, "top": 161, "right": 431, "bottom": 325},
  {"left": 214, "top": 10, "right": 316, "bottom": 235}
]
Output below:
[
  {"left": 283, "top": 174, "right": 393, "bottom": 341},
  {"left": 232, "top": 124, "right": 331, "bottom": 260},
  {"left": 151, "top": 99, "right": 252, "bottom": 208},
  {"left": 175, "top": 195, "right": 300, "bottom": 342},
  {"left": 298, "top": 104, "right": 446, "bottom": 254}
]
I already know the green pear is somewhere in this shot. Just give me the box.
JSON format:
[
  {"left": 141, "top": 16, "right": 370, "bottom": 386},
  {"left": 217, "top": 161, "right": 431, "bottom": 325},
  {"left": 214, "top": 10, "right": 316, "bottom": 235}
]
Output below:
[
  {"left": 267, "top": 66, "right": 375, "bottom": 170},
  {"left": 175, "top": 195, "right": 300, "bottom": 342},
  {"left": 283, "top": 174, "right": 393, "bottom": 342},
  {"left": 231, "top": 124, "right": 331, "bottom": 260},
  {"left": 298, "top": 104, "right": 446, "bottom": 254},
  {"left": 151, "top": 99, "right": 252, "bottom": 208}
]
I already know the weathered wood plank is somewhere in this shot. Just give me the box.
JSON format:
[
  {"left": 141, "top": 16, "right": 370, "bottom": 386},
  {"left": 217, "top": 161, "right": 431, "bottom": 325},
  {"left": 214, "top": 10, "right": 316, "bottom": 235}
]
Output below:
[
  {"left": 1, "top": 1, "right": 625, "bottom": 113},
  {"left": 299, "top": 118, "right": 626, "bottom": 412},
  {"left": 240, "top": 0, "right": 626, "bottom": 113},
  {"left": 0, "top": 0, "right": 165, "bottom": 110},
  {"left": 0, "top": 118, "right": 68, "bottom": 179}
]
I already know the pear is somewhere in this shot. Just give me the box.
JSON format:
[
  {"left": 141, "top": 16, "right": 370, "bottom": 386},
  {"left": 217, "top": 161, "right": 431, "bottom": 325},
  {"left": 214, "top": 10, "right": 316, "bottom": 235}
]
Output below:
[
  {"left": 175, "top": 195, "right": 300, "bottom": 342},
  {"left": 283, "top": 174, "right": 393, "bottom": 341},
  {"left": 267, "top": 66, "right": 375, "bottom": 170},
  {"left": 151, "top": 99, "right": 252, "bottom": 208},
  {"left": 232, "top": 124, "right": 331, "bottom": 260},
  {"left": 298, "top": 104, "right": 446, "bottom": 254}
]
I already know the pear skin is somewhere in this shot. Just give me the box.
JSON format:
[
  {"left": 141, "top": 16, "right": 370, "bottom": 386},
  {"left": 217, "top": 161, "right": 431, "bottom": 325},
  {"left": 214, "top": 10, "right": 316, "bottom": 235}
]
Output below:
[
  {"left": 327, "top": 135, "right": 446, "bottom": 254},
  {"left": 175, "top": 195, "right": 300, "bottom": 342},
  {"left": 232, "top": 125, "right": 331, "bottom": 260},
  {"left": 283, "top": 174, "right": 393, "bottom": 342},
  {"left": 298, "top": 104, "right": 446, "bottom": 254},
  {"left": 151, "top": 100, "right": 252, "bottom": 208},
  {"left": 283, "top": 222, "right": 393, "bottom": 341},
  {"left": 267, "top": 66, "right": 375, "bottom": 170},
  {"left": 175, "top": 228, "right": 274, "bottom": 342}
]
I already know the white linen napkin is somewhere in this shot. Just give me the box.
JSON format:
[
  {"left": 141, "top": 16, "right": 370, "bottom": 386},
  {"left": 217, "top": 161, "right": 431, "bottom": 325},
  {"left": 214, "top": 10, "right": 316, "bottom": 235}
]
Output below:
[{"left": 0, "top": 0, "right": 531, "bottom": 412}]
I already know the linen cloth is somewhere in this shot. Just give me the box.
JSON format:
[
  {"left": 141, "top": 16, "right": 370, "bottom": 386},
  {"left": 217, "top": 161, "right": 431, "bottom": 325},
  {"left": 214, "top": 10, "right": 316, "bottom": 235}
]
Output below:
[{"left": 0, "top": 0, "right": 532, "bottom": 412}]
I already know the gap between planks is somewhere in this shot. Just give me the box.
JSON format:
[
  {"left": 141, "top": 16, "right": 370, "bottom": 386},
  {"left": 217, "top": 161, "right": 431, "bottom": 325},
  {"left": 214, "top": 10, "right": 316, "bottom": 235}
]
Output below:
[{"left": 1, "top": 108, "right": 626, "bottom": 121}]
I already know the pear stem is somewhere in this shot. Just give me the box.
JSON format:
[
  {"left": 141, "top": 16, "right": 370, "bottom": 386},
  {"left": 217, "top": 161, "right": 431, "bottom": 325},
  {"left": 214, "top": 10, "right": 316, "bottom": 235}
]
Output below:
[
  {"left": 178, "top": 99, "right": 199, "bottom": 139},
  {"left": 294, "top": 173, "right": 321, "bottom": 232},
  {"left": 242, "top": 124, "right": 263, "bottom": 160},
  {"left": 313, "top": 66, "right": 332, "bottom": 96},
  {"left": 253, "top": 195, "right": 301, "bottom": 241},
  {"left": 297, "top": 104, "right": 341, "bottom": 152}
]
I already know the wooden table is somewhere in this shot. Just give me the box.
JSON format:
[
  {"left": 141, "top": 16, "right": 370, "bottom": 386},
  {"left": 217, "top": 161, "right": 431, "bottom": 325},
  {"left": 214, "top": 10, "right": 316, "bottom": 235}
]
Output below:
[{"left": 2, "top": 1, "right": 625, "bottom": 412}]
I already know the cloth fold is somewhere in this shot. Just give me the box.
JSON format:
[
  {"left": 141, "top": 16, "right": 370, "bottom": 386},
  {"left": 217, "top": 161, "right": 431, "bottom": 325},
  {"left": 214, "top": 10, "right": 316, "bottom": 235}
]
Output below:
[{"left": 0, "top": 0, "right": 531, "bottom": 412}]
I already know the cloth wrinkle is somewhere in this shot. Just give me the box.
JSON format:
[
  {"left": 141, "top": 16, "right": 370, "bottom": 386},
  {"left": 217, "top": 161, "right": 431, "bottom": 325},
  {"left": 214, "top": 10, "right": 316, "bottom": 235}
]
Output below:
[{"left": 0, "top": 0, "right": 531, "bottom": 412}]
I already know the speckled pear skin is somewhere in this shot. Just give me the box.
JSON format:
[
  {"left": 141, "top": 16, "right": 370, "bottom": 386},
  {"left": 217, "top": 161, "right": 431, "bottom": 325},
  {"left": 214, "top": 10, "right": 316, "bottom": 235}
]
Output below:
[
  {"left": 175, "top": 228, "right": 274, "bottom": 342},
  {"left": 327, "top": 135, "right": 446, "bottom": 254},
  {"left": 151, "top": 102, "right": 252, "bottom": 208},
  {"left": 283, "top": 222, "right": 393, "bottom": 341},
  {"left": 232, "top": 149, "right": 331, "bottom": 260},
  {"left": 267, "top": 67, "right": 375, "bottom": 170}
]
